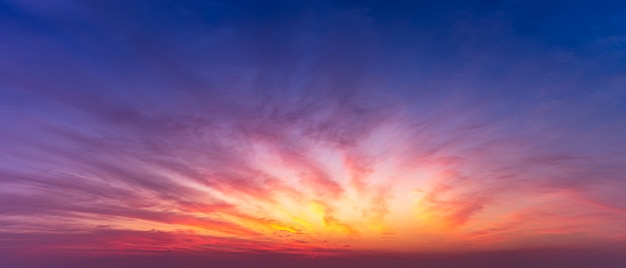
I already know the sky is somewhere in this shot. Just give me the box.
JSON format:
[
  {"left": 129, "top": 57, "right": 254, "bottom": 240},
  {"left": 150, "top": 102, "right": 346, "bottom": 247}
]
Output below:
[{"left": 1, "top": 0, "right": 626, "bottom": 267}]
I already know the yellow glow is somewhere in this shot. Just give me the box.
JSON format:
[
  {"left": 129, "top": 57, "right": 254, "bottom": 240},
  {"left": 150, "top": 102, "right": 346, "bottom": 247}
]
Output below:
[{"left": 269, "top": 223, "right": 297, "bottom": 233}]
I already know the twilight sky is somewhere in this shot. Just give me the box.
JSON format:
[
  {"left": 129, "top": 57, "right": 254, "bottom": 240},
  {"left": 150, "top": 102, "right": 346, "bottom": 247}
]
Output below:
[{"left": 1, "top": 0, "right": 626, "bottom": 267}]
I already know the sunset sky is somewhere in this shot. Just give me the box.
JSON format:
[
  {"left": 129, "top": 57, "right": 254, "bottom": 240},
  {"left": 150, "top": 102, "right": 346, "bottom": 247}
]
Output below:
[{"left": 1, "top": 0, "right": 626, "bottom": 267}]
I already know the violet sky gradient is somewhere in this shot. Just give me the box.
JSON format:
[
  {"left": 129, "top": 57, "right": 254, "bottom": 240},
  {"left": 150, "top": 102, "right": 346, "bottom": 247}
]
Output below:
[{"left": 1, "top": 0, "right": 626, "bottom": 267}]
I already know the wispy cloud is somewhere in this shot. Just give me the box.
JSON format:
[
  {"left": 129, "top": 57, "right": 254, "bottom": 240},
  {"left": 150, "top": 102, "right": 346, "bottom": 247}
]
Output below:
[{"left": 0, "top": 0, "right": 625, "bottom": 257}]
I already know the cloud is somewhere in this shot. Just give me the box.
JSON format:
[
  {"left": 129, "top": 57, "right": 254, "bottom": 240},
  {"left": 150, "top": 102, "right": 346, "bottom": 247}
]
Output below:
[{"left": 0, "top": 0, "right": 626, "bottom": 257}]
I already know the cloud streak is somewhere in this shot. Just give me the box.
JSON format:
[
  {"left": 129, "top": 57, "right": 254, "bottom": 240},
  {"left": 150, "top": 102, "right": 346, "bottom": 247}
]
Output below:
[{"left": 0, "top": 0, "right": 625, "bottom": 259}]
